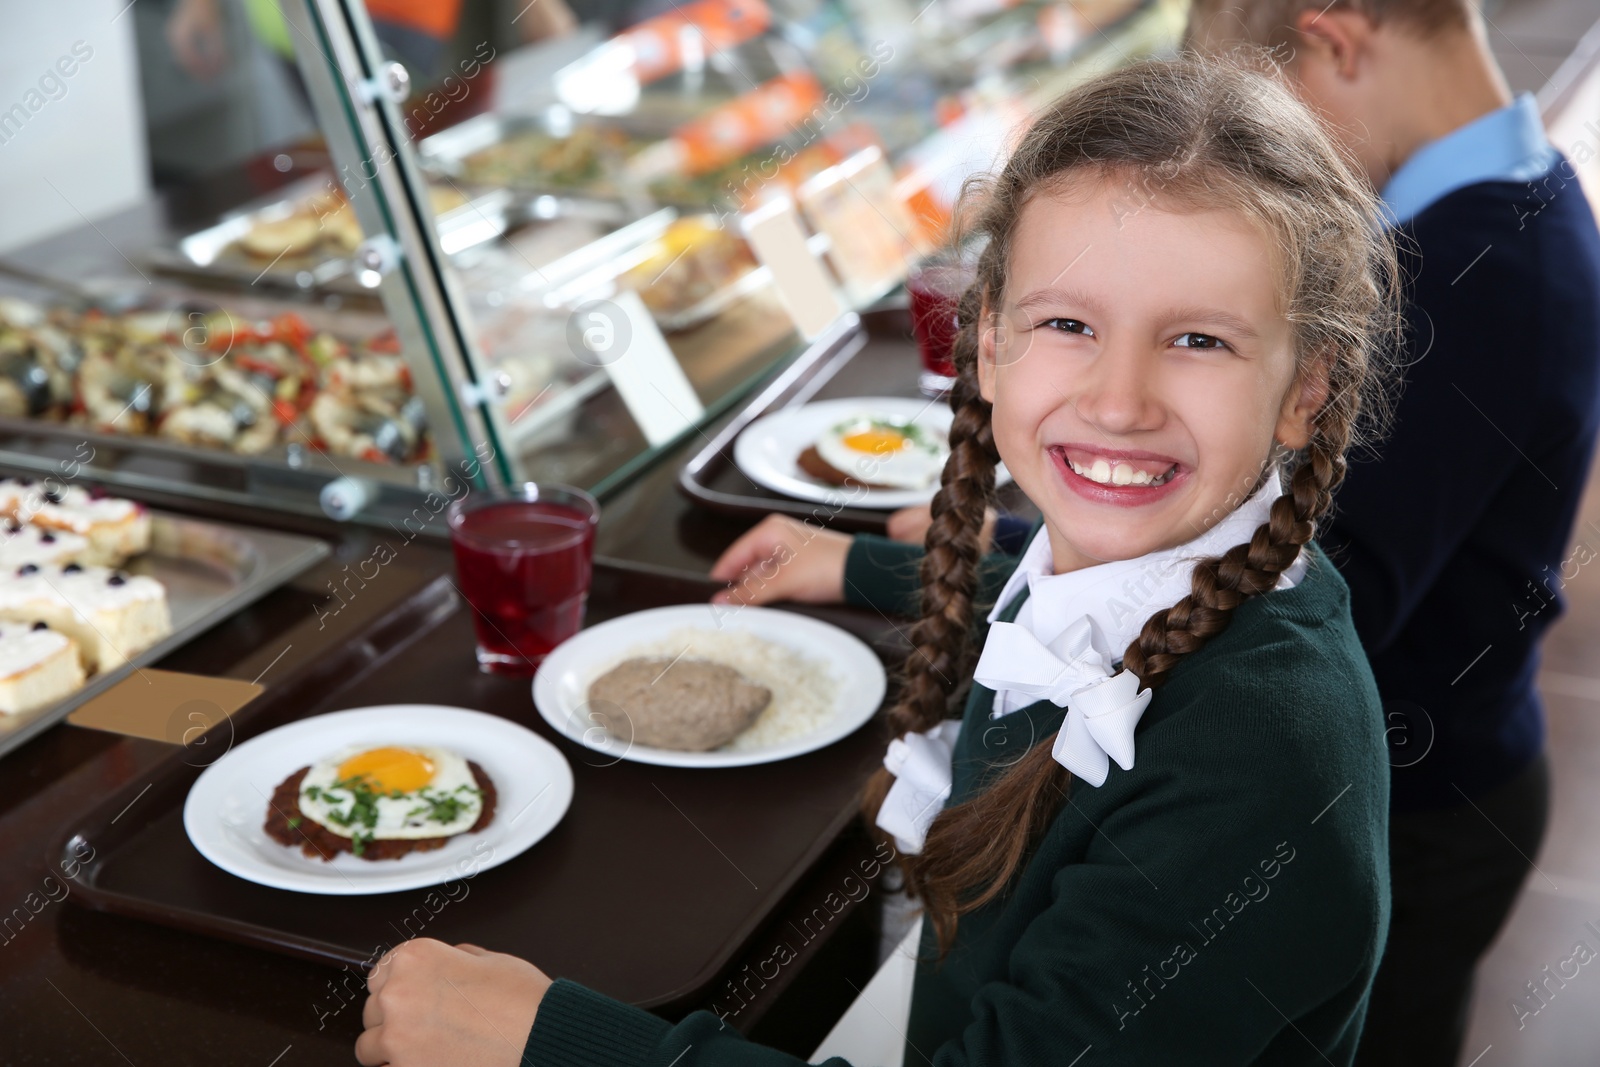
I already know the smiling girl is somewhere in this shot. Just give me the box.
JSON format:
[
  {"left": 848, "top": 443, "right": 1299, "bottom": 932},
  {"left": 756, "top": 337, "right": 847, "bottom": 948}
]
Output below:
[{"left": 356, "top": 55, "right": 1401, "bottom": 1066}]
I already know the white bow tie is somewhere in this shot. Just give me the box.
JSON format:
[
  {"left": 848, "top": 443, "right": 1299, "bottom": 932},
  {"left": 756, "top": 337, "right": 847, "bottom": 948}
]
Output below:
[
  {"left": 876, "top": 720, "right": 963, "bottom": 855},
  {"left": 873, "top": 620, "right": 1153, "bottom": 855},
  {"left": 972, "top": 616, "right": 1152, "bottom": 788}
]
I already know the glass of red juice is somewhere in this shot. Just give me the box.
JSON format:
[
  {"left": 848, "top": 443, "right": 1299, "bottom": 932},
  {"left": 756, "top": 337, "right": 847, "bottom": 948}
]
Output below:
[
  {"left": 908, "top": 262, "right": 971, "bottom": 398},
  {"left": 447, "top": 483, "right": 599, "bottom": 675}
]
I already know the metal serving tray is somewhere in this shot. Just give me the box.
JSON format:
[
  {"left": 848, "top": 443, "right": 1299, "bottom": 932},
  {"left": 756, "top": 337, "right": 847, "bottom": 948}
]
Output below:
[
  {"left": 418, "top": 111, "right": 820, "bottom": 217},
  {"left": 146, "top": 174, "right": 516, "bottom": 295},
  {"left": 417, "top": 111, "right": 675, "bottom": 203},
  {"left": 0, "top": 511, "right": 329, "bottom": 760}
]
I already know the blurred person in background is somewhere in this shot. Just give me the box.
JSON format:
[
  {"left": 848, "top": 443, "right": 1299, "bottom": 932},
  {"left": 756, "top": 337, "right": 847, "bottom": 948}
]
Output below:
[
  {"left": 1180, "top": 1, "right": 1600, "bottom": 1064},
  {"left": 146, "top": 0, "right": 578, "bottom": 182},
  {"left": 165, "top": 0, "right": 577, "bottom": 86}
]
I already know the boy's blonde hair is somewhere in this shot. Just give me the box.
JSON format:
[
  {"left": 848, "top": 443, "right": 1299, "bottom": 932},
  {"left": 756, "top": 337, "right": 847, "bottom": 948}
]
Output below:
[{"left": 862, "top": 52, "right": 1403, "bottom": 956}]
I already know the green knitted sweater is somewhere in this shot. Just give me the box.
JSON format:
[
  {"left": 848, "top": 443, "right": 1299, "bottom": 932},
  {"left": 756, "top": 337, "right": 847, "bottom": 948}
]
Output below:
[{"left": 523, "top": 537, "right": 1390, "bottom": 1067}]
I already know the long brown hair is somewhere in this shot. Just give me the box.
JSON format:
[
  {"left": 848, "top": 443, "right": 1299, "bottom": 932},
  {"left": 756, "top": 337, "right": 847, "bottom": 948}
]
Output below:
[{"left": 864, "top": 53, "right": 1402, "bottom": 956}]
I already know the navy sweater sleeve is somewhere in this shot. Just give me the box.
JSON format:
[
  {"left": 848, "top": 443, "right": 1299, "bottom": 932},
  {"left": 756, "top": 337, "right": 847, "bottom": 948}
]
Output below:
[{"left": 842, "top": 534, "right": 1027, "bottom": 618}]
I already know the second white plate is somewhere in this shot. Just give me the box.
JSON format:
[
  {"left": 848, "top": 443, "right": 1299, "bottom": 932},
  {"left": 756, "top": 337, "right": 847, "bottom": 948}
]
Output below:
[
  {"left": 733, "top": 396, "right": 1010, "bottom": 509},
  {"left": 733, "top": 396, "right": 952, "bottom": 510},
  {"left": 532, "top": 604, "right": 886, "bottom": 768}
]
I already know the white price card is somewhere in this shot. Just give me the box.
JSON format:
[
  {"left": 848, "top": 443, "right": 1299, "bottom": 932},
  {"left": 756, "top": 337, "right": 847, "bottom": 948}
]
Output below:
[
  {"left": 742, "top": 197, "right": 845, "bottom": 341},
  {"left": 572, "top": 288, "right": 704, "bottom": 446}
]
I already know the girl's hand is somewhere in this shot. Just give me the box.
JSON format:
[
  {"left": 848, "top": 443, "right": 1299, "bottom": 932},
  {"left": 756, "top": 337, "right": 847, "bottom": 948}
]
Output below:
[
  {"left": 356, "top": 939, "right": 551, "bottom": 1067},
  {"left": 708, "top": 514, "right": 851, "bottom": 606},
  {"left": 885, "top": 504, "right": 935, "bottom": 544},
  {"left": 885, "top": 504, "right": 1000, "bottom": 549}
]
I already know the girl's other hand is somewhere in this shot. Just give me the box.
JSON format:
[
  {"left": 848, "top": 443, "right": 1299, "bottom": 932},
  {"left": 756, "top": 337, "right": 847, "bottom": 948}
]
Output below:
[
  {"left": 709, "top": 514, "right": 851, "bottom": 605},
  {"left": 356, "top": 939, "right": 550, "bottom": 1067},
  {"left": 885, "top": 504, "right": 935, "bottom": 544},
  {"left": 886, "top": 504, "right": 1000, "bottom": 550}
]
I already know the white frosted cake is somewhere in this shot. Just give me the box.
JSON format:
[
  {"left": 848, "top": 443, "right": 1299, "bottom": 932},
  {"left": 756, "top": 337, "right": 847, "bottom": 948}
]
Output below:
[
  {"left": 0, "top": 621, "right": 86, "bottom": 715},
  {"left": 0, "top": 479, "right": 47, "bottom": 521},
  {"left": 0, "top": 480, "right": 151, "bottom": 565},
  {"left": 0, "top": 523, "right": 90, "bottom": 570},
  {"left": 0, "top": 562, "right": 171, "bottom": 672}
]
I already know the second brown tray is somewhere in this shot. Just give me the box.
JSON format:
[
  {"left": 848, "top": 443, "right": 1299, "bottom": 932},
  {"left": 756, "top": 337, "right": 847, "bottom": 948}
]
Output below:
[{"left": 678, "top": 307, "right": 940, "bottom": 534}]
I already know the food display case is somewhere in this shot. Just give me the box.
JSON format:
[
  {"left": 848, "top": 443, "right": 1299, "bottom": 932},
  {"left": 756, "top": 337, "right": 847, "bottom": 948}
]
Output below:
[{"left": 0, "top": 0, "right": 1182, "bottom": 532}]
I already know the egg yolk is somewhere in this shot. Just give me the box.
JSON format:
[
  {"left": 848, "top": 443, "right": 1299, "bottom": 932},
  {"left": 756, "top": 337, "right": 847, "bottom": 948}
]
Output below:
[
  {"left": 338, "top": 747, "right": 435, "bottom": 793},
  {"left": 841, "top": 428, "right": 908, "bottom": 455}
]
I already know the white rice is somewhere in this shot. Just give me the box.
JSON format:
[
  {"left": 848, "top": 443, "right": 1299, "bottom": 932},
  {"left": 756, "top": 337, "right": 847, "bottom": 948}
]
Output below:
[{"left": 588, "top": 627, "right": 838, "bottom": 751}]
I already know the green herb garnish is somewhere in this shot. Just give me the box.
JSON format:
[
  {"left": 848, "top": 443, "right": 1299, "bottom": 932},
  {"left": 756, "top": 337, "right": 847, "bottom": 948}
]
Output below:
[
  {"left": 405, "top": 784, "right": 484, "bottom": 826},
  {"left": 303, "top": 773, "right": 482, "bottom": 854}
]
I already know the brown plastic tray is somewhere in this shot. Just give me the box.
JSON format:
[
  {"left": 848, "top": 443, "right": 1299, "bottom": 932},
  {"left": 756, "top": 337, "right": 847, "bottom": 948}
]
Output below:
[
  {"left": 678, "top": 307, "right": 944, "bottom": 534},
  {"left": 47, "top": 560, "right": 893, "bottom": 1013}
]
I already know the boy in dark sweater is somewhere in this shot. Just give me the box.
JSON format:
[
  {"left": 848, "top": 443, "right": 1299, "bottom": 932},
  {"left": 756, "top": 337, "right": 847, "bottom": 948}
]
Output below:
[{"left": 1187, "top": 1, "right": 1600, "bottom": 1063}]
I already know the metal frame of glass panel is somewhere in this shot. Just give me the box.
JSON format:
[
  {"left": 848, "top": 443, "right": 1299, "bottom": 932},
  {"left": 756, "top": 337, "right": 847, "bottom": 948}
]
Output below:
[{"left": 280, "top": 0, "right": 516, "bottom": 495}]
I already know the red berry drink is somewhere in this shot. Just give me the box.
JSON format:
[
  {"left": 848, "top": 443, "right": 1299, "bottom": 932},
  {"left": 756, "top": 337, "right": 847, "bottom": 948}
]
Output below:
[
  {"left": 908, "top": 264, "right": 967, "bottom": 396},
  {"left": 448, "top": 486, "right": 598, "bottom": 675}
]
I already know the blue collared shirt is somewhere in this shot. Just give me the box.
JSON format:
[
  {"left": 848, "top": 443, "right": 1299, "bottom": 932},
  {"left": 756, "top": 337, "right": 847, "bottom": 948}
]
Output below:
[{"left": 1379, "top": 92, "right": 1559, "bottom": 227}]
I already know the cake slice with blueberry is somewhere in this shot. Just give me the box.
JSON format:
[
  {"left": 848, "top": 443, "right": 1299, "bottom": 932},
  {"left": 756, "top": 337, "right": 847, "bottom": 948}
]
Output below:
[
  {"left": 0, "top": 522, "right": 91, "bottom": 570},
  {"left": 0, "top": 562, "right": 170, "bottom": 672},
  {"left": 0, "top": 621, "right": 86, "bottom": 714},
  {"left": 28, "top": 489, "right": 149, "bottom": 566}
]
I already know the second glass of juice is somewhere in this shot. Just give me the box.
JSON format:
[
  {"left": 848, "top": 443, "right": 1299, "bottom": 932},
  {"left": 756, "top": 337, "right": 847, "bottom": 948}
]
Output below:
[
  {"left": 447, "top": 483, "right": 599, "bottom": 675},
  {"left": 907, "top": 261, "right": 972, "bottom": 398}
]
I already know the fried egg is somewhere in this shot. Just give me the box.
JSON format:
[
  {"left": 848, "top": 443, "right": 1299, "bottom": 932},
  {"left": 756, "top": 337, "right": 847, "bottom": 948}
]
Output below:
[
  {"left": 814, "top": 418, "right": 947, "bottom": 490},
  {"left": 297, "top": 745, "right": 483, "bottom": 843}
]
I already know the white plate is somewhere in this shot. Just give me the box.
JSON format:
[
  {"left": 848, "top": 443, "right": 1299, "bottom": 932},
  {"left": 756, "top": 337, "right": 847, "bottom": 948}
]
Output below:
[
  {"left": 532, "top": 604, "right": 886, "bottom": 768},
  {"left": 183, "top": 706, "right": 574, "bottom": 896},
  {"left": 733, "top": 396, "right": 1008, "bottom": 509}
]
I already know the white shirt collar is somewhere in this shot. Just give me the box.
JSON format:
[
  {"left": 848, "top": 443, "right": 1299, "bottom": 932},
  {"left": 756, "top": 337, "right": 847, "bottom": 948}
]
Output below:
[
  {"left": 983, "top": 468, "right": 1305, "bottom": 716},
  {"left": 1379, "top": 92, "right": 1557, "bottom": 227}
]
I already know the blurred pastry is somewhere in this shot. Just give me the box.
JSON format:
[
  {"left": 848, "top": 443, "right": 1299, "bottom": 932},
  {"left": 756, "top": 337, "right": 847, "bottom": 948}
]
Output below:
[
  {"left": 238, "top": 213, "right": 323, "bottom": 259},
  {"left": 0, "top": 522, "right": 90, "bottom": 570},
  {"left": 0, "top": 621, "right": 85, "bottom": 715},
  {"left": 0, "top": 561, "right": 170, "bottom": 672},
  {"left": 0, "top": 482, "right": 152, "bottom": 565}
]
